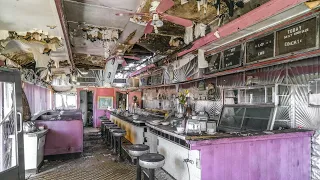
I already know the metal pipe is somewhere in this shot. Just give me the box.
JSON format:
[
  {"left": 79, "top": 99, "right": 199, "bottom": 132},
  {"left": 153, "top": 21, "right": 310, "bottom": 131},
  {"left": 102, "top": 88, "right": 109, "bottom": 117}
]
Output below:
[{"left": 136, "top": 157, "right": 141, "bottom": 180}]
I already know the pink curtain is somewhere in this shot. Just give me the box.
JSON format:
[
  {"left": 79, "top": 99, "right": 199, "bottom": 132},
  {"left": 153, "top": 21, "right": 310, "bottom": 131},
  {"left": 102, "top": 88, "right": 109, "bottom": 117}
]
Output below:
[{"left": 23, "top": 82, "right": 52, "bottom": 115}]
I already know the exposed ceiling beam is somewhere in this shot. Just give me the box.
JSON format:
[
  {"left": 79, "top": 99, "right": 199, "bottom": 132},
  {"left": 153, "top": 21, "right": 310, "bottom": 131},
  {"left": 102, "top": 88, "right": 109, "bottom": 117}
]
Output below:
[
  {"left": 64, "top": 0, "right": 135, "bottom": 12},
  {"left": 54, "top": 0, "right": 75, "bottom": 71}
]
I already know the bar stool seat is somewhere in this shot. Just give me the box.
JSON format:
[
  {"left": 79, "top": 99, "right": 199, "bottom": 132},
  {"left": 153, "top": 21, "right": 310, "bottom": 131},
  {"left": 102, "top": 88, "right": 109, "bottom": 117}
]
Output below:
[
  {"left": 103, "top": 123, "right": 117, "bottom": 142},
  {"left": 99, "top": 116, "right": 109, "bottom": 120},
  {"left": 139, "top": 153, "right": 165, "bottom": 180},
  {"left": 139, "top": 153, "right": 165, "bottom": 169},
  {"left": 109, "top": 127, "right": 121, "bottom": 132},
  {"left": 112, "top": 129, "right": 126, "bottom": 137},
  {"left": 128, "top": 144, "right": 150, "bottom": 157}
]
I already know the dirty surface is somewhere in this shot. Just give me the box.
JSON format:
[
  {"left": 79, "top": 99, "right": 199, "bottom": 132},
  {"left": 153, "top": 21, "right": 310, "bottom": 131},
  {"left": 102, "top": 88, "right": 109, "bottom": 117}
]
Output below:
[{"left": 26, "top": 128, "right": 174, "bottom": 180}]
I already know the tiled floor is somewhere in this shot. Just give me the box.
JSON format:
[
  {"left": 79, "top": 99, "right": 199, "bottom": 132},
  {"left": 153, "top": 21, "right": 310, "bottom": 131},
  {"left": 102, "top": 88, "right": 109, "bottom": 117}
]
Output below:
[{"left": 26, "top": 128, "right": 174, "bottom": 180}]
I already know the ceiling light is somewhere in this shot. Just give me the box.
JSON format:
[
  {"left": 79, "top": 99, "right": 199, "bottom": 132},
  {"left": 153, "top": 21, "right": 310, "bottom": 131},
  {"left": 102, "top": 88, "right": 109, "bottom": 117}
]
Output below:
[
  {"left": 124, "top": 67, "right": 130, "bottom": 70},
  {"left": 116, "top": 13, "right": 124, "bottom": 16},
  {"left": 151, "top": 20, "right": 164, "bottom": 27},
  {"left": 128, "top": 63, "right": 135, "bottom": 67},
  {"left": 136, "top": 66, "right": 142, "bottom": 70}
]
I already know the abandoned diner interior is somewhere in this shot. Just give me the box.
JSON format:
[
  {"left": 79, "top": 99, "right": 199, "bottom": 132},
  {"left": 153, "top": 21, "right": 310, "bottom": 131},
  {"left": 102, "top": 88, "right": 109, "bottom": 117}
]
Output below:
[{"left": 1, "top": 0, "right": 320, "bottom": 180}]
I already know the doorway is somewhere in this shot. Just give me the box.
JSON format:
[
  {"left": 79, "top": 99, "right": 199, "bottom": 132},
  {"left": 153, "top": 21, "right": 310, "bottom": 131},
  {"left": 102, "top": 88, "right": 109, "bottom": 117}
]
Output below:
[
  {"left": 116, "top": 92, "right": 128, "bottom": 110},
  {"left": 79, "top": 91, "right": 94, "bottom": 127}
]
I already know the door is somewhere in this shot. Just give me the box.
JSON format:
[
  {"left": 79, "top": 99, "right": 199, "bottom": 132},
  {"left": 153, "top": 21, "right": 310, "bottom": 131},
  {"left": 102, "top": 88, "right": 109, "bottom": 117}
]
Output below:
[
  {"left": 80, "top": 90, "right": 88, "bottom": 126},
  {"left": 0, "top": 68, "right": 24, "bottom": 180}
]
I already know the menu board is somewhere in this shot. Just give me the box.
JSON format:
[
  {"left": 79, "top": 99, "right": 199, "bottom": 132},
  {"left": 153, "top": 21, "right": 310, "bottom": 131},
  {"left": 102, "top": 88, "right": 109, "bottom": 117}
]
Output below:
[
  {"left": 204, "top": 53, "right": 221, "bottom": 74},
  {"left": 276, "top": 17, "right": 317, "bottom": 55},
  {"left": 151, "top": 73, "right": 163, "bottom": 85},
  {"left": 222, "top": 45, "right": 242, "bottom": 69},
  {"left": 246, "top": 33, "right": 274, "bottom": 63}
]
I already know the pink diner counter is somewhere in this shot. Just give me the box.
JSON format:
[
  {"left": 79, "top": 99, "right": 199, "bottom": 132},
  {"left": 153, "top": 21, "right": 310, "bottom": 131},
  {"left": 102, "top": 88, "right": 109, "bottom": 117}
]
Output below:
[
  {"left": 33, "top": 110, "right": 83, "bottom": 156},
  {"left": 146, "top": 123, "right": 313, "bottom": 180},
  {"left": 188, "top": 129, "right": 313, "bottom": 180}
]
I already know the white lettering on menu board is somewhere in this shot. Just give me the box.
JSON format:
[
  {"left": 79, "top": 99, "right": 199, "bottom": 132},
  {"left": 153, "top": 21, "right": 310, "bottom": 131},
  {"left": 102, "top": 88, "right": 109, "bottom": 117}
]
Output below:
[
  {"left": 283, "top": 26, "right": 309, "bottom": 47},
  {"left": 255, "top": 40, "right": 273, "bottom": 57}
]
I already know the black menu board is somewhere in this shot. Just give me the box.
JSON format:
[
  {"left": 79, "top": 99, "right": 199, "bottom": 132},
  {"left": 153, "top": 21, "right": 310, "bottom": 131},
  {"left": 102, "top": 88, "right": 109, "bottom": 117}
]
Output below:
[
  {"left": 222, "top": 45, "right": 242, "bottom": 69},
  {"left": 151, "top": 73, "right": 163, "bottom": 85},
  {"left": 276, "top": 17, "right": 317, "bottom": 55},
  {"left": 246, "top": 33, "right": 274, "bottom": 63},
  {"left": 204, "top": 53, "right": 221, "bottom": 74}
]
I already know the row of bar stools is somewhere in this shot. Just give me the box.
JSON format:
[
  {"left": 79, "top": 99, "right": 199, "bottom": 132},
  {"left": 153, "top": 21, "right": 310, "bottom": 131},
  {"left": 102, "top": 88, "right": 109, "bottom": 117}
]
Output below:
[
  {"left": 100, "top": 119, "right": 127, "bottom": 162},
  {"left": 100, "top": 120, "right": 111, "bottom": 138},
  {"left": 104, "top": 123, "right": 118, "bottom": 145},
  {"left": 128, "top": 144, "right": 150, "bottom": 180}
]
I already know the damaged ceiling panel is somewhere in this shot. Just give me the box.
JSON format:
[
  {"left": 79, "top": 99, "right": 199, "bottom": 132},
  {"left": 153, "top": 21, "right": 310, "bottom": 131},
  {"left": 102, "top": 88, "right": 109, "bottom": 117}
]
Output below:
[
  {"left": 63, "top": 0, "right": 132, "bottom": 29},
  {"left": 63, "top": 0, "right": 149, "bottom": 69},
  {"left": 69, "top": 23, "right": 119, "bottom": 56},
  {"left": 73, "top": 53, "right": 106, "bottom": 69},
  {"left": 0, "top": 0, "right": 73, "bottom": 86}
]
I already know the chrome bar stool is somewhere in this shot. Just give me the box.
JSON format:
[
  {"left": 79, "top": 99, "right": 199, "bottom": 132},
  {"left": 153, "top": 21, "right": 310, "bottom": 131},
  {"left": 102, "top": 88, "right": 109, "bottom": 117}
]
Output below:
[
  {"left": 139, "top": 153, "right": 165, "bottom": 180},
  {"left": 101, "top": 122, "right": 114, "bottom": 140},
  {"left": 103, "top": 123, "right": 117, "bottom": 145},
  {"left": 128, "top": 144, "right": 150, "bottom": 180},
  {"left": 112, "top": 129, "right": 126, "bottom": 162},
  {"left": 109, "top": 127, "right": 122, "bottom": 152},
  {"left": 100, "top": 120, "right": 112, "bottom": 138}
]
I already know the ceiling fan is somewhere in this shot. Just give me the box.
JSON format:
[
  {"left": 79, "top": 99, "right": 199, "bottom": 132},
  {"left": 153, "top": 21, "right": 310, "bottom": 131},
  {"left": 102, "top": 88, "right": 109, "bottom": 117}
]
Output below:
[{"left": 115, "top": 0, "right": 193, "bottom": 34}]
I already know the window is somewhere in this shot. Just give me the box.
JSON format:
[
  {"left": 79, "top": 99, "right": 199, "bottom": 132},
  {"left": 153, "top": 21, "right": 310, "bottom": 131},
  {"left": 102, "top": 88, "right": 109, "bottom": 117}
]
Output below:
[{"left": 55, "top": 93, "right": 77, "bottom": 109}]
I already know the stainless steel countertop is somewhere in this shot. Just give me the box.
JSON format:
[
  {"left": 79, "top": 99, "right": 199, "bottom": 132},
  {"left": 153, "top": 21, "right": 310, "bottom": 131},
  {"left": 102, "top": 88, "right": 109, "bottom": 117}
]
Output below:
[
  {"left": 24, "top": 129, "right": 48, "bottom": 137},
  {"left": 146, "top": 123, "right": 186, "bottom": 140}
]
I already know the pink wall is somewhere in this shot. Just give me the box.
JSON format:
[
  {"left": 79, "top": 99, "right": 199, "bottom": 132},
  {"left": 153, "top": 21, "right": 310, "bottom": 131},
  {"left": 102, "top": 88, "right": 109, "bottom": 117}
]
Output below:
[
  {"left": 94, "top": 88, "right": 115, "bottom": 127},
  {"left": 23, "top": 82, "right": 52, "bottom": 115}
]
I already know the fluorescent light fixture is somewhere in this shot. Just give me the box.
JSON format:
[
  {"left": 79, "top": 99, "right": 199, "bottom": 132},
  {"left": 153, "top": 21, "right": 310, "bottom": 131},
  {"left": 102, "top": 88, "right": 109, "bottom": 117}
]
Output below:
[
  {"left": 124, "top": 67, "right": 130, "bottom": 70},
  {"left": 128, "top": 63, "right": 135, "bottom": 67}
]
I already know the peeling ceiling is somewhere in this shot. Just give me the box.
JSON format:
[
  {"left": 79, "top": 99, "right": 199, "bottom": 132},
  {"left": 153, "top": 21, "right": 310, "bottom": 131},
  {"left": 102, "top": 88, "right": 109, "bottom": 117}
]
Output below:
[{"left": 0, "top": 0, "right": 70, "bottom": 64}]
